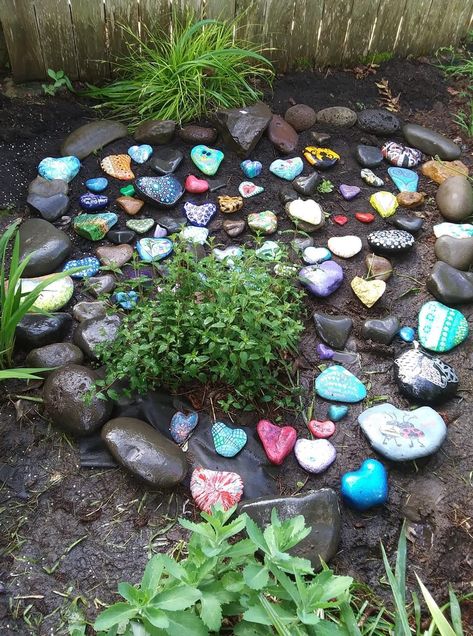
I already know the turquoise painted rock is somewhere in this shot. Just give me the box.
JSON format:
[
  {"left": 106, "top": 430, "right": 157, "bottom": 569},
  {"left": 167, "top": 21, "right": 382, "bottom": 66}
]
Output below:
[
  {"left": 269, "top": 157, "right": 303, "bottom": 180},
  {"left": 136, "top": 238, "right": 173, "bottom": 262},
  {"left": 359, "top": 403, "right": 447, "bottom": 461},
  {"left": 63, "top": 257, "right": 100, "bottom": 278},
  {"left": 38, "top": 156, "right": 80, "bottom": 183},
  {"left": 212, "top": 421, "right": 247, "bottom": 457},
  {"left": 247, "top": 210, "right": 278, "bottom": 234},
  {"left": 255, "top": 240, "right": 281, "bottom": 260},
  {"left": 433, "top": 223, "right": 473, "bottom": 239},
  {"left": 86, "top": 177, "right": 108, "bottom": 192},
  {"left": 73, "top": 212, "right": 118, "bottom": 241},
  {"left": 418, "top": 301, "right": 469, "bottom": 352},
  {"left": 191, "top": 145, "right": 224, "bottom": 175},
  {"left": 114, "top": 291, "right": 139, "bottom": 310},
  {"left": 126, "top": 218, "right": 155, "bottom": 234},
  {"left": 18, "top": 275, "right": 74, "bottom": 312},
  {"left": 328, "top": 405, "right": 348, "bottom": 421},
  {"left": 135, "top": 175, "right": 184, "bottom": 208},
  {"left": 213, "top": 246, "right": 243, "bottom": 267},
  {"left": 341, "top": 459, "right": 388, "bottom": 511},
  {"left": 241, "top": 159, "right": 262, "bottom": 178},
  {"left": 315, "top": 366, "right": 366, "bottom": 403},
  {"left": 388, "top": 167, "right": 419, "bottom": 192},
  {"left": 128, "top": 144, "right": 153, "bottom": 164},
  {"left": 303, "top": 247, "right": 332, "bottom": 265},
  {"left": 170, "top": 411, "right": 199, "bottom": 444}
]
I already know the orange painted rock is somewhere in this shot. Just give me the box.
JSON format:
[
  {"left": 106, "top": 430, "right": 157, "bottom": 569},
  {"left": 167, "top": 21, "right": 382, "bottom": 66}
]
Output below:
[
  {"left": 421, "top": 159, "right": 468, "bottom": 185},
  {"left": 396, "top": 191, "right": 425, "bottom": 208},
  {"left": 101, "top": 154, "right": 135, "bottom": 180},
  {"left": 116, "top": 196, "right": 144, "bottom": 215}
]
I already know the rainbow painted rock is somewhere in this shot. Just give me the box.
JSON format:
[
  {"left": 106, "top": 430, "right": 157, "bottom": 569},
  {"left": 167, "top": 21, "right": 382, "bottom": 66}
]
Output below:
[
  {"left": 388, "top": 167, "right": 419, "bottom": 192},
  {"left": 17, "top": 275, "right": 74, "bottom": 312},
  {"left": 73, "top": 212, "right": 118, "bottom": 241},
  {"left": 128, "top": 144, "right": 153, "bottom": 164},
  {"left": 341, "top": 459, "right": 388, "bottom": 510},
  {"left": 298, "top": 262, "right": 343, "bottom": 298},
  {"left": 294, "top": 438, "right": 336, "bottom": 473},
  {"left": 256, "top": 419, "right": 296, "bottom": 465},
  {"left": 85, "top": 177, "right": 108, "bottom": 192},
  {"left": 136, "top": 237, "right": 173, "bottom": 262},
  {"left": 62, "top": 256, "right": 100, "bottom": 278},
  {"left": 303, "top": 146, "right": 340, "bottom": 169},
  {"left": 241, "top": 159, "right": 262, "bottom": 178},
  {"left": 190, "top": 145, "right": 224, "bottom": 175},
  {"left": 183, "top": 201, "right": 217, "bottom": 227},
  {"left": 247, "top": 211, "right": 278, "bottom": 234},
  {"left": 212, "top": 421, "right": 247, "bottom": 458},
  {"left": 79, "top": 192, "right": 109, "bottom": 211},
  {"left": 190, "top": 467, "right": 244, "bottom": 513},
  {"left": 418, "top": 301, "right": 469, "bottom": 352},
  {"left": 135, "top": 175, "right": 184, "bottom": 207},
  {"left": 38, "top": 156, "right": 80, "bottom": 182},
  {"left": 370, "top": 191, "right": 398, "bottom": 218},
  {"left": 269, "top": 157, "right": 303, "bottom": 180},
  {"left": 100, "top": 154, "right": 135, "bottom": 180},
  {"left": 170, "top": 411, "right": 199, "bottom": 444},
  {"left": 315, "top": 365, "right": 366, "bottom": 403},
  {"left": 382, "top": 141, "right": 422, "bottom": 168}
]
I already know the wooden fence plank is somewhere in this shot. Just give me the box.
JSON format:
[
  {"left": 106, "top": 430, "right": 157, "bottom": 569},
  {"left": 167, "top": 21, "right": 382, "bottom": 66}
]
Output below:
[
  {"left": 343, "top": 0, "right": 381, "bottom": 64},
  {"left": 70, "top": 0, "right": 108, "bottom": 81},
  {"left": 260, "top": 0, "right": 296, "bottom": 72},
  {"left": 289, "top": 0, "right": 324, "bottom": 69},
  {"left": 316, "top": 0, "right": 354, "bottom": 67},
  {"left": 139, "top": 0, "right": 171, "bottom": 38},
  {"left": 206, "top": 0, "right": 236, "bottom": 21},
  {"left": 34, "top": 0, "right": 78, "bottom": 79},
  {"left": 0, "top": 0, "right": 44, "bottom": 81},
  {"left": 395, "top": 0, "right": 434, "bottom": 55},
  {"left": 235, "top": 0, "right": 266, "bottom": 46},
  {"left": 367, "top": 0, "right": 408, "bottom": 57},
  {"left": 105, "top": 0, "right": 139, "bottom": 65},
  {"left": 173, "top": 0, "right": 204, "bottom": 20}
]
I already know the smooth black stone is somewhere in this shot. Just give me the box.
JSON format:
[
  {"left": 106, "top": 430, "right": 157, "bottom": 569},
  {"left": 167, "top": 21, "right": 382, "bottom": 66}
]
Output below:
[
  {"left": 357, "top": 108, "right": 401, "bottom": 135},
  {"left": 354, "top": 144, "right": 383, "bottom": 167},
  {"left": 403, "top": 123, "right": 461, "bottom": 161},
  {"left": 27, "top": 193, "right": 69, "bottom": 222},
  {"left": 279, "top": 187, "right": 298, "bottom": 205},
  {"left": 106, "top": 229, "right": 136, "bottom": 244},
  {"left": 157, "top": 215, "right": 184, "bottom": 233},
  {"left": 149, "top": 148, "right": 183, "bottom": 175},
  {"left": 292, "top": 172, "right": 321, "bottom": 196},
  {"left": 313, "top": 313, "right": 353, "bottom": 349},
  {"left": 426, "top": 261, "right": 473, "bottom": 305},
  {"left": 367, "top": 229, "right": 415, "bottom": 255},
  {"left": 15, "top": 313, "right": 72, "bottom": 350},
  {"left": 394, "top": 347, "right": 458, "bottom": 404},
  {"left": 362, "top": 316, "right": 400, "bottom": 344},
  {"left": 392, "top": 215, "right": 424, "bottom": 233},
  {"left": 28, "top": 176, "right": 68, "bottom": 197},
  {"left": 19, "top": 219, "right": 71, "bottom": 277}
]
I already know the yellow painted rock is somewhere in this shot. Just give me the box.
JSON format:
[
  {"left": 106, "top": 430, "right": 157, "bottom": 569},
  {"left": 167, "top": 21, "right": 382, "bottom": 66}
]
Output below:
[
  {"left": 303, "top": 146, "right": 340, "bottom": 169},
  {"left": 217, "top": 195, "right": 243, "bottom": 213},
  {"left": 351, "top": 276, "right": 386, "bottom": 308},
  {"left": 421, "top": 159, "right": 468, "bottom": 185},
  {"left": 16, "top": 275, "right": 74, "bottom": 312},
  {"left": 101, "top": 154, "right": 135, "bottom": 180},
  {"left": 370, "top": 191, "right": 398, "bottom": 218}
]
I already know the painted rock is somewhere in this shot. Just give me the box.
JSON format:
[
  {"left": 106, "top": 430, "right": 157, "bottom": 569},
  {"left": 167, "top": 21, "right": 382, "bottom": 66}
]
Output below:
[
  {"left": 294, "top": 439, "right": 336, "bottom": 474},
  {"left": 436, "top": 176, "right": 473, "bottom": 222},
  {"left": 317, "top": 343, "right": 334, "bottom": 359},
  {"left": 126, "top": 218, "right": 155, "bottom": 234},
  {"left": 355, "top": 212, "right": 375, "bottom": 223},
  {"left": 218, "top": 195, "right": 243, "bottom": 213},
  {"left": 433, "top": 223, "right": 473, "bottom": 239},
  {"left": 285, "top": 103, "right": 317, "bottom": 131},
  {"left": 399, "top": 326, "right": 415, "bottom": 342},
  {"left": 382, "top": 141, "right": 422, "bottom": 168},
  {"left": 365, "top": 253, "right": 393, "bottom": 281},
  {"left": 303, "top": 246, "right": 331, "bottom": 264},
  {"left": 367, "top": 229, "right": 414, "bottom": 255},
  {"left": 150, "top": 148, "right": 184, "bottom": 175},
  {"left": 212, "top": 421, "right": 247, "bottom": 458},
  {"left": 18, "top": 275, "right": 74, "bottom": 312},
  {"left": 292, "top": 172, "right": 321, "bottom": 197},
  {"left": 354, "top": 144, "right": 383, "bottom": 167},
  {"left": 328, "top": 405, "right": 348, "bottom": 421},
  {"left": 181, "top": 226, "right": 208, "bottom": 244},
  {"left": 394, "top": 346, "right": 458, "bottom": 404},
  {"left": 191, "top": 145, "right": 224, "bottom": 175},
  {"left": 136, "top": 237, "right": 173, "bottom": 262},
  {"left": 434, "top": 235, "right": 473, "bottom": 271},
  {"left": 403, "top": 123, "right": 461, "bottom": 160},
  {"left": 308, "top": 419, "right": 335, "bottom": 439},
  {"left": 418, "top": 301, "right": 469, "bottom": 352},
  {"left": 269, "top": 157, "right": 304, "bottom": 180},
  {"left": 292, "top": 236, "right": 314, "bottom": 252},
  {"left": 38, "top": 156, "right": 80, "bottom": 183},
  {"left": 396, "top": 192, "right": 425, "bottom": 208},
  {"left": 79, "top": 192, "right": 109, "bottom": 211},
  {"left": 184, "top": 201, "right": 217, "bottom": 227},
  {"left": 361, "top": 168, "right": 384, "bottom": 187},
  {"left": 73, "top": 212, "right": 118, "bottom": 241},
  {"left": 61, "top": 120, "right": 127, "bottom": 159},
  {"left": 247, "top": 211, "right": 278, "bottom": 234},
  {"left": 341, "top": 459, "right": 388, "bottom": 510},
  {"left": 255, "top": 241, "right": 281, "bottom": 260},
  {"left": 170, "top": 411, "right": 199, "bottom": 444},
  {"left": 63, "top": 257, "right": 100, "bottom": 278},
  {"left": 303, "top": 146, "right": 340, "bottom": 169},
  {"left": 299, "top": 262, "right": 343, "bottom": 297},
  {"left": 100, "top": 154, "right": 135, "bottom": 180},
  {"left": 388, "top": 167, "right": 418, "bottom": 192},
  {"left": 114, "top": 291, "right": 139, "bottom": 310},
  {"left": 213, "top": 246, "right": 243, "bottom": 266},
  {"left": 427, "top": 261, "right": 473, "bottom": 304},
  {"left": 223, "top": 219, "right": 245, "bottom": 237},
  {"left": 362, "top": 316, "right": 400, "bottom": 344},
  {"left": 315, "top": 365, "right": 366, "bottom": 403},
  {"left": 190, "top": 467, "right": 244, "bottom": 513},
  {"left": 128, "top": 144, "right": 153, "bottom": 164},
  {"left": 120, "top": 184, "right": 135, "bottom": 196},
  {"left": 316, "top": 106, "right": 357, "bottom": 127},
  {"left": 286, "top": 199, "right": 324, "bottom": 231},
  {"left": 96, "top": 244, "right": 134, "bottom": 267},
  {"left": 357, "top": 108, "right": 400, "bottom": 135},
  {"left": 116, "top": 195, "right": 144, "bottom": 216},
  {"left": 327, "top": 236, "right": 362, "bottom": 259},
  {"left": 86, "top": 177, "right": 108, "bottom": 192},
  {"left": 135, "top": 175, "right": 184, "bottom": 207},
  {"left": 239, "top": 181, "right": 264, "bottom": 198},
  {"left": 370, "top": 191, "right": 398, "bottom": 218},
  {"left": 421, "top": 159, "right": 469, "bottom": 184},
  {"left": 333, "top": 215, "right": 348, "bottom": 226},
  {"left": 313, "top": 313, "right": 352, "bottom": 349},
  {"left": 185, "top": 174, "right": 209, "bottom": 193},
  {"left": 267, "top": 114, "right": 298, "bottom": 153},
  {"left": 256, "top": 419, "right": 297, "bottom": 465},
  {"left": 351, "top": 276, "right": 386, "bottom": 308},
  {"left": 339, "top": 184, "right": 360, "bottom": 200},
  {"left": 107, "top": 229, "right": 135, "bottom": 244},
  {"left": 241, "top": 159, "right": 262, "bottom": 178},
  {"left": 359, "top": 403, "right": 447, "bottom": 461}
]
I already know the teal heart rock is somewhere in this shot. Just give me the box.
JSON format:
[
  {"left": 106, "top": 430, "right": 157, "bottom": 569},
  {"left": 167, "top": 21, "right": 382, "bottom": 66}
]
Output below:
[
  {"left": 191, "top": 145, "right": 224, "bottom": 175},
  {"left": 315, "top": 365, "right": 366, "bottom": 403},
  {"left": 136, "top": 238, "right": 173, "bottom": 262},
  {"left": 387, "top": 166, "right": 419, "bottom": 192},
  {"left": 38, "top": 156, "right": 81, "bottom": 183},
  {"left": 128, "top": 144, "right": 153, "bottom": 164},
  {"left": 212, "top": 421, "right": 247, "bottom": 457},
  {"left": 269, "top": 157, "right": 304, "bottom": 181},
  {"left": 341, "top": 459, "right": 388, "bottom": 511},
  {"left": 418, "top": 301, "right": 469, "bottom": 352}
]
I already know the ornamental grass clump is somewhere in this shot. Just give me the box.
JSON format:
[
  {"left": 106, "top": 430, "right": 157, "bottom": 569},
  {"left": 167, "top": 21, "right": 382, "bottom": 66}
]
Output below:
[
  {"left": 96, "top": 244, "right": 304, "bottom": 411},
  {"left": 85, "top": 12, "right": 274, "bottom": 126}
]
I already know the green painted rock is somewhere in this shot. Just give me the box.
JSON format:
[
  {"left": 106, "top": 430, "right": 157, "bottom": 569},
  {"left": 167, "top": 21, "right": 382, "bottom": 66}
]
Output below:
[
  {"left": 17, "top": 275, "right": 74, "bottom": 312},
  {"left": 403, "top": 123, "right": 461, "bottom": 160},
  {"left": 61, "top": 120, "right": 128, "bottom": 159},
  {"left": 19, "top": 219, "right": 71, "bottom": 277},
  {"left": 126, "top": 218, "right": 155, "bottom": 234},
  {"left": 418, "top": 301, "right": 469, "bottom": 352},
  {"left": 436, "top": 176, "right": 473, "bottom": 222},
  {"left": 74, "top": 212, "right": 118, "bottom": 241},
  {"left": 247, "top": 210, "right": 278, "bottom": 234}
]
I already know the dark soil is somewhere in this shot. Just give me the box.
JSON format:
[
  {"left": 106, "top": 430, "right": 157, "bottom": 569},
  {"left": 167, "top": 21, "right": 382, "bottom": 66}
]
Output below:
[{"left": 1, "top": 58, "right": 472, "bottom": 635}]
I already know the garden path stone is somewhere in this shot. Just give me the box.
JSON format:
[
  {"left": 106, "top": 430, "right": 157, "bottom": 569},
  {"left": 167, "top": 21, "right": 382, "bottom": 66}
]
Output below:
[
  {"left": 267, "top": 114, "right": 298, "bottom": 154},
  {"left": 284, "top": 104, "right": 316, "bottom": 131},
  {"left": 134, "top": 119, "right": 176, "bottom": 144},
  {"left": 27, "top": 193, "right": 69, "bottom": 221},
  {"left": 402, "top": 123, "right": 461, "bottom": 160},
  {"left": 354, "top": 144, "right": 383, "bottom": 167},
  {"left": 212, "top": 101, "right": 271, "bottom": 157},
  {"left": 357, "top": 108, "right": 400, "bottom": 135},
  {"left": 436, "top": 176, "right": 473, "bottom": 222},
  {"left": 313, "top": 313, "right": 353, "bottom": 349},
  {"left": 426, "top": 261, "right": 473, "bottom": 304},
  {"left": 362, "top": 316, "right": 400, "bottom": 344},
  {"left": 15, "top": 313, "right": 72, "bottom": 350},
  {"left": 73, "top": 301, "right": 107, "bottom": 323},
  {"left": 26, "top": 342, "right": 84, "bottom": 372},
  {"left": 87, "top": 274, "right": 116, "bottom": 297},
  {"left": 74, "top": 315, "right": 122, "bottom": 359},
  {"left": 19, "top": 219, "right": 71, "bottom": 277},
  {"left": 434, "top": 235, "right": 473, "bottom": 270},
  {"left": 392, "top": 215, "right": 424, "bottom": 233},
  {"left": 316, "top": 106, "right": 357, "bottom": 127},
  {"left": 150, "top": 148, "right": 183, "bottom": 175},
  {"left": 178, "top": 124, "right": 217, "bottom": 145},
  {"left": 61, "top": 120, "right": 127, "bottom": 159}
]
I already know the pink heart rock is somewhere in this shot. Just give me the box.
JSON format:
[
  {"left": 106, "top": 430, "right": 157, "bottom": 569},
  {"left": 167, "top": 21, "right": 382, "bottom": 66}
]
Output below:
[
  {"left": 257, "top": 419, "right": 297, "bottom": 465},
  {"left": 185, "top": 174, "right": 209, "bottom": 194}
]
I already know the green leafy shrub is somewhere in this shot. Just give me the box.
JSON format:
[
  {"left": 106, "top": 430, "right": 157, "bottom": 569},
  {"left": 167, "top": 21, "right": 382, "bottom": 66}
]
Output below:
[
  {"left": 97, "top": 244, "right": 304, "bottom": 411},
  {"left": 84, "top": 12, "right": 274, "bottom": 125}
]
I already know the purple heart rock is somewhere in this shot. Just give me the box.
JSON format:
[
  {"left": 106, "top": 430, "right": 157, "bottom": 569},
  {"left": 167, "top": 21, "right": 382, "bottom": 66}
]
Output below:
[
  {"left": 317, "top": 343, "right": 334, "bottom": 360},
  {"left": 184, "top": 201, "right": 217, "bottom": 227},
  {"left": 299, "top": 262, "right": 344, "bottom": 297},
  {"left": 339, "top": 184, "right": 361, "bottom": 200}
]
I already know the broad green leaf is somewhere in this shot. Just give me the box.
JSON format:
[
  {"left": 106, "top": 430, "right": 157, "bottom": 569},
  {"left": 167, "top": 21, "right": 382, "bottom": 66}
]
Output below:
[
  {"left": 199, "top": 594, "right": 222, "bottom": 631},
  {"left": 309, "top": 620, "right": 350, "bottom": 636},
  {"left": 243, "top": 564, "right": 269, "bottom": 590},
  {"left": 233, "top": 623, "right": 269, "bottom": 636},
  {"left": 164, "top": 610, "right": 209, "bottom": 636},
  {"left": 381, "top": 543, "right": 411, "bottom": 636},
  {"left": 245, "top": 517, "right": 268, "bottom": 552},
  {"left": 297, "top": 609, "right": 320, "bottom": 625},
  {"left": 141, "top": 556, "right": 164, "bottom": 594},
  {"left": 317, "top": 576, "right": 353, "bottom": 603},
  {"left": 159, "top": 554, "right": 186, "bottom": 581},
  {"left": 94, "top": 603, "right": 138, "bottom": 631},
  {"left": 448, "top": 585, "right": 464, "bottom": 635},
  {"left": 416, "top": 575, "right": 457, "bottom": 636},
  {"left": 339, "top": 601, "right": 362, "bottom": 636},
  {"left": 118, "top": 582, "right": 142, "bottom": 605},
  {"left": 242, "top": 604, "right": 273, "bottom": 626},
  {"left": 143, "top": 607, "right": 169, "bottom": 628},
  {"left": 154, "top": 585, "right": 201, "bottom": 611}
]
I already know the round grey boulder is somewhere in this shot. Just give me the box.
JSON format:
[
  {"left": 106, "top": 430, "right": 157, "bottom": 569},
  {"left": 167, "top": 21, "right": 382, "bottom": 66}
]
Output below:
[
  {"left": 436, "top": 175, "right": 473, "bottom": 222},
  {"left": 74, "top": 315, "right": 121, "bottom": 359},
  {"left": 26, "top": 343, "right": 84, "bottom": 372},
  {"left": 19, "top": 219, "right": 71, "bottom": 277},
  {"left": 434, "top": 235, "right": 473, "bottom": 271},
  {"left": 285, "top": 104, "right": 317, "bottom": 132}
]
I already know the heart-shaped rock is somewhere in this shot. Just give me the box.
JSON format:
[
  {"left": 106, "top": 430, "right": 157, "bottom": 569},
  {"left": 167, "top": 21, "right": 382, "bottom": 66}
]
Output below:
[
  {"left": 96, "top": 244, "right": 134, "bottom": 267},
  {"left": 328, "top": 405, "right": 348, "bottom": 421},
  {"left": 238, "top": 181, "right": 264, "bottom": 198},
  {"left": 255, "top": 240, "right": 281, "bottom": 260},
  {"left": 361, "top": 168, "right": 384, "bottom": 187},
  {"left": 116, "top": 196, "right": 144, "bottom": 216},
  {"left": 307, "top": 419, "right": 335, "bottom": 439},
  {"left": 181, "top": 226, "right": 208, "bottom": 244},
  {"left": 135, "top": 175, "right": 184, "bottom": 208},
  {"left": 79, "top": 193, "right": 109, "bottom": 212},
  {"left": 351, "top": 276, "right": 386, "bottom": 308},
  {"left": 170, "top": 411, "right": 199, "bottom": 444},
  {"left": 101, "top": 154, "right": 135, "bottom": 180},
  {"left": 86, "top": 177, "right": 108, "bottom": 192},
  {"left": 382, "top": 141, "right": 422, "bottom": 168},
  {"left": 190, "top": 467, "right": 244, "bottom": 513},
  {"left": 136, "top": 237, "right": 173, "bottom": 262},
  {"left": 185, "top": 174, "right": 209, "bottom": 193},
  {"left": 418, "top": 300, "right": 469, "bottom": 352},
  {"left": 114, "top": 291, "right": 139, "bottom": 310},
  {"left": 256, "top": 419, "right": 297, "bottom": 465},
  {"left": 294, "top": 438, "right": 336, "bottom": 473},
  {"left": 286, "top": 199, "right": 324, "bottom": 231},
  {"left": 299, "top": 262, "right": 343, "bottom": 297},
  {"left": 247, "top": 211, "right": 278, "bottom": 234},
  {"left": 303, "top": 246, "right": 331, "bottom": 264},
  {"left": 62, "top": 256, "right": 100, "bottom": 279},
  {"left": 359, "top": 403, "right": 447, "bottom": 461},
  {"left": 316, "top": 365, "right": 366, "bottom": 403},
  {"left": 355, "top": 212, "right": 375, "bottom": 223},
  {"left": 388, "top": 166, "right": 418, "bottom": 192},
  {"left": 269, "top": 157, "right": 304, "bottom": 180},
  {"left": 38, "top": 156, "right": 81, "bottom": 183},
  {"left": 241, "top": 159, "right": 262, "bottom": 178},
  {"left": 394, "top": 346, "right": 458, "bottom": 404},
  {"left": 150, "top": 148, "right": 183, "bottom": 175},
  {"left": 128, "top": 144, "right": 153, "bottom": 164},
  {"left": 218, "top": 195, "right": 243, "bottom": 213},
  {"left": 328, "top": 236, "right": 362, "bottom": 259},
  {"left": 370, "top": 191, "right": 398, "bottom": 218},
  {"left": 303, "top": 146, "right": 340, "bottom": 169},
  {"left": 126, "top": 218, "right": 155, "bottom": 234},
  {"left": 367, "top": 229, "right": 414, "bottom": 255},
  {"left": 341, "top": 459, "right": 388, "bottom": 510},
  {"left": 73, "top": 213, "right": 118, "bottom": 241},
  {"left": 191, "top": 145, "right": 224, "bottom": 175},
  {"left": 333, "top": 215, "right": 348, "bottom": 226},
  {"left": 339, "top": 184, "right": 360, "bottom": 200},
  {"left": 120, "top": 184, "right": 135, "bottom": 196},
  {"left": 212, "top": 421, "right": 247, "bottom": 457},
  {"left": 184, "top": 201, "right": 217, "bottom": 227}
]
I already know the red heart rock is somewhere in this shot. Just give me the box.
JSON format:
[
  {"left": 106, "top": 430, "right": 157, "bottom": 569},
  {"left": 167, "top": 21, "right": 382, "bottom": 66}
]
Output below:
[
  {"left": 257, "top": 419, "right": 297, "bottom": 465},
  {"left": 333, "top": 215, "right": 348, "bottom": 226},
  {"left": 308, "top": 419, "right": 336, "bottom": 439},
  {"left": 355, "top": 212, "right": 375, "bottom": 223},
  {"left": 185, "top": 174, "right": 209, "bottom": 194}
]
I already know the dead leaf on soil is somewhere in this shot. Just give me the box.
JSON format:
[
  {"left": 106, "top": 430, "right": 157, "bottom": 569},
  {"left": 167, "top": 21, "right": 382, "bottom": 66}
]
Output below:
[{"left": 376, "top": 78, "right": 401, "bottom": 112}]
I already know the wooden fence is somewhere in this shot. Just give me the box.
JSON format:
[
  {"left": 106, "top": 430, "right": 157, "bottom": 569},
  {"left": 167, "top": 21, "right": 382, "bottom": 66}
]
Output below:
[{"left": 1, "top": 0, "right": 473, "bottom": 82}]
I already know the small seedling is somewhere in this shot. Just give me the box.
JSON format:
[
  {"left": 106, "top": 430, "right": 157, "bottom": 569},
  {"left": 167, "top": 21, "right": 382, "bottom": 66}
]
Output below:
[
  {"left": 317, "top": 179, "right": 334, "bottom": 193},
  {"left": 42, "top": 69, "right": 74, "bottom": 96}
]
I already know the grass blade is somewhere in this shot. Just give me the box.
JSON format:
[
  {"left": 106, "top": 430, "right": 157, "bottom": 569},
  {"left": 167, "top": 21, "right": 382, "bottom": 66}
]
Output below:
[
  {"left": 448, "top": 586, "right": 464, "bottom": 636},
  {"left": 415, "top": 574, "right": 457, "bottom": 636},
  {"left": 380, "top": 543, "right": 412, "bottom": 635}
]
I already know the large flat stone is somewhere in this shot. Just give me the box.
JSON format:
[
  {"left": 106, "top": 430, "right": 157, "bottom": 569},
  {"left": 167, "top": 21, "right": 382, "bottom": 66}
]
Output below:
[{"left": 61, "top": 120, "right": 128, "bottom": 159}]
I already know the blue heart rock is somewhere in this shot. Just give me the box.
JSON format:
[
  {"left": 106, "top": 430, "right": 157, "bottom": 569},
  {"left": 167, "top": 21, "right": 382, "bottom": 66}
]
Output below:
[
  {"left": 328, "top": 405, "right": 348, "bottom": 421},
  {"left": 241, "top": 159, "right": 262, "bottom": 178},
  {"left": 62, "top": 256, "right": 100, "bottom": 278},
  {"left": 128, "top": 144, "right": 153, "bottom": 164},
  {"left": 358, "top": 403, "right": 447, "bottom": 461},
  {"left": 418, "top": 301, "right": 469, "bottom": 352},
  {"left": 183, "top": 201, "right": 217, "bottom": 227},
  {"left": 135, "top": 175, "right": 184, "bottom": 208},
  {"left": 114, "top": 290, "right": 139, "bottom": 310},
  {"left": 269, "top": 157, "right": 304, "bottom": 181},
  {"left": 298, "top": 262, "right": 344, "bottom": 297},
  {"left": 136, "top": 238, "right": 173, "bottom": 262},
  {"left": 212, "top": 421, "right": 247, "bottom": 457},
  {"left": 341, "top": 459, "right": 388, "bottom": 511},
  {"left": 170, "top": 411, "right": 199, "bottom": 444},
  {"left": 79, "top": 193, "right": 109, "bottom": 211},
  {"left": 85, "top": 177, "right": 108, "bottom": 192},
  {"left": 315, "top": 366, "right": 366, "bottom": 403},
  {"left": 191, "top": 145, "right": 224, "bottom": 175},
  {"left": 388, "top": 166, "right": 419, "bottom": 192},
  {"left": 38, "top": 156, "right": 81, "bottom": 183}
]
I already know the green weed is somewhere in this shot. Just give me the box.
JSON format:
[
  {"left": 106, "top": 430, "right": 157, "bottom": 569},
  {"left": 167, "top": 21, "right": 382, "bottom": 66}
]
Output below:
[
  {"left": 317, "top": 179, "right": 334, "bottom": 194},
  {"left": 42, "top": 69, "right": 74, "bottom": 96}
]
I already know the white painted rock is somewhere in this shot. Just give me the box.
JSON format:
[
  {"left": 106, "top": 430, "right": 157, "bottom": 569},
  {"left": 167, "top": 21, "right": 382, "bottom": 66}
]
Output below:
[
  {"left": 328, "top": 235, "right": 362, "bottom": 258},
  {"left": 303, "top": 246, "right": 332, "bottom": 264},
  {"left": 294, "top": 438, "right": 336, "bottom": 474},
  {"left": 285, "top": 199, "right": 324, "bottom": 231}
]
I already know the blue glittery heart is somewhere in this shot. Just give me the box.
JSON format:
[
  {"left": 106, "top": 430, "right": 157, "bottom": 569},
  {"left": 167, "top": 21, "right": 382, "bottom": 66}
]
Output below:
[
  {"left": 38, "top": 156, "right": 80, "bottom": 182},
  {"left": 170, "top": 411, "right": 199, "bottom": 444},
  {"left": 191, "top": 145, "right": 224, "bottom": 176},
  {"left": 315, "top": 366, "right": 366, "bottom": 403},
  {"left": 341, "top": 459, "right": 388, "bottom": 510},
  {"left": 183, "top": 201, "right": 217, "bottom": 227},
  {"left": 85, "top": 177, "right": 108, "bottom": 192},
  {"left": 62, "top": 256, "right": 100, "bottom": 278},
  {"left": 128, "top": 144, "right": 153, "bottom": 164},
  {"left": 240, "top": 159, "right": 262, "bottom": 178}
]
